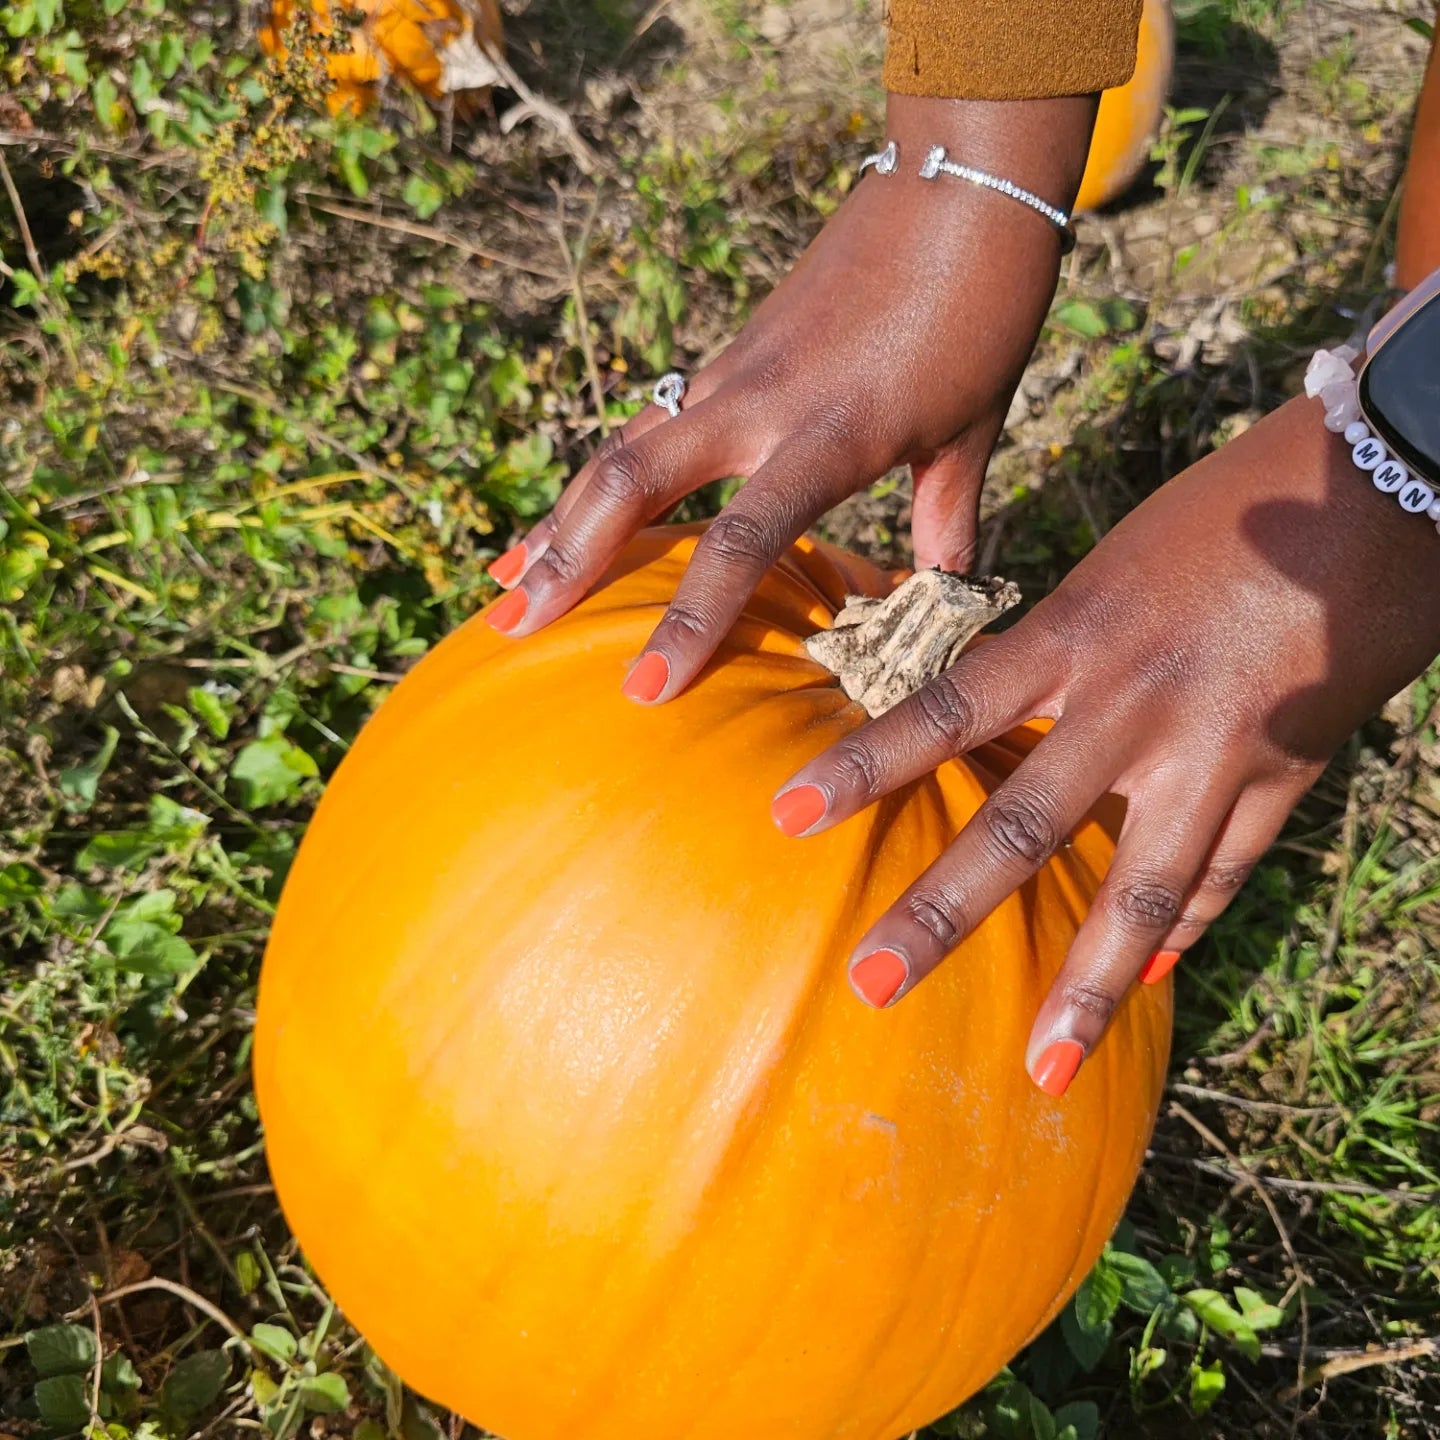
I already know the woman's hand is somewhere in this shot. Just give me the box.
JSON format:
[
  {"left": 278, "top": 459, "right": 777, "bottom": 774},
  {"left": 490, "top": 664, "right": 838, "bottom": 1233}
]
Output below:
[
  {"left": 486, "top": 91, "right": 1097, "bottom": 701},
  {"left": 774, "top": 396, "right": 1440, "bottom": 1095}
]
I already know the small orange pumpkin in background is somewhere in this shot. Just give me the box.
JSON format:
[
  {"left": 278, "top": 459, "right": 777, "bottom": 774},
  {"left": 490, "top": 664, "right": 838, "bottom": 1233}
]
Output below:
[
  {"left": 259, "top": 0, "right": 505, "bottom": 116},
  {"left": 256, "top": 525, "right": 1171, "bottom": 1440},
  {"left": 1075, "top": 0, "right": 1176, "bottom": 213}
]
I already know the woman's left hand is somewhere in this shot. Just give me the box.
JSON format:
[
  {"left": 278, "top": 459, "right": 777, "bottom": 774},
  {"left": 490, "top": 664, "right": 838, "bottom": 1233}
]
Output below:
[{"left": 773, "top": 393, "right": 1440, "bottom": 1095}]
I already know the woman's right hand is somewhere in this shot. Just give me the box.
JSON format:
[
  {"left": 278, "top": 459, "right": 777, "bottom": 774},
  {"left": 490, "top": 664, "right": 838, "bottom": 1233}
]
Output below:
[{"left": 486, "top": 90, "right": 1097, "bottom": 703}]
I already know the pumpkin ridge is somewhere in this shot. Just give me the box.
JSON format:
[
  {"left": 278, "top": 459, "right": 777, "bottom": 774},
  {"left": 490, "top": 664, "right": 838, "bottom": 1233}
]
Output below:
[
  {"left": 660, "top": 794, "right": 935, "bottom": 1440},
  {"left": 544, "top": 799, "right": 896, "bottom": 1439}
]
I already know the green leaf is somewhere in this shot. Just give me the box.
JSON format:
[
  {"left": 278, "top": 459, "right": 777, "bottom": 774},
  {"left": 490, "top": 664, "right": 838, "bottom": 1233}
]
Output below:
[
  {"left": 0, "top": 861, "right": 42, "bottom": 908},
  {"left": 1027, "top": 1391, "right": 1056, "bottom": 1440},
  {"left": 354, "top": 1422, "right": 388, "bottom": 1440},
  {"left": 1052, "top": 298, "right": 1109, "bottom": 338},
  {"left": 256, "top": 182, "right": 288, "bottom": 234},
  {"left": 230, "top": 733, "right": 319, "bottom": 809},
  {"left": 1406, "top": 17, "right": 1434, "bottom": 40},
  {"left": 102, "top": 890, "right": 199, "bottom": 975},
  {"left": 298, "top": 1372, "right": 351, "bottom": 1414},
  {"left": 1053, "top": 1402, "right": 1099, "bottom": 1440},
  {"left": 1060, "top": 1303, "right": 1110, "bottom": 1372},
  {"left": 91, "top": 70, "right": 120, "bottom": 130},
  {"left": 1183, "top": 1289, "right": 1261, "bottom": 1360},
  {"left": 58, "top": 724, "right": 119, "bottom": 810},
  {"left": 250, "top": 1323, "right": 297, "bottom": 1364},
  {"left": 1189, "top": 1358, "right": 1226, "bottom": 1415},
  {"left": 155, "top": 31, "right": 183, "bottom": 77},
  {"left": 401, "top": 1394, "right": 447, "bottom": 1440},
  {"left": 161, "top": 1349, "right": 229, "bottom": 1416},
  {"left": 102, "top": 1352, "right": 141, "bottom": 1393},
  {"left": 1075, "top": 1259, "right": 1122, "bottom": 1332},
  {"left": 35, "top": 1373, "right": 90, "bottom": 1429},
  {"left": 236, "top": 1250, "right": 261, "bottom": 1297},
  {"left": 1108, "top": 1248, "right": 1170, "bottom": 1313},
  {"left": 249, "top": 1366, "right": 279, "bottom": 1407},
  {"left": 1234, "top": 1285, "right": 1286, "bottom": 1331},
  {"left": 27, "top": 1323, "right": 99, "bottom": 1377},
  {"left": 339, "top": 148, "right": 370, "bottom": 198},
  {"left": 188, "top": 684, "right": 231, "bottom": 738},
  {"left": 403, "top": 173, "right": 446, "bottom": 220}
]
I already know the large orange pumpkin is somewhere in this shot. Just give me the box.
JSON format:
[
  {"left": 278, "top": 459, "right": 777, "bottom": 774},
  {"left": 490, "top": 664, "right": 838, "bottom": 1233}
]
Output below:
[
  {"left": 1398, "top": 25, "right": 1440, "bottom": 290},
  {"left": 1074, "top": 0, "right": 1175, "bottom": 214},
  {"left": 255, "top": 526, "right": 1171, "bottom": 1440},
  {"left": 259, "top": 0, "right": 504, "bottom": 116}
]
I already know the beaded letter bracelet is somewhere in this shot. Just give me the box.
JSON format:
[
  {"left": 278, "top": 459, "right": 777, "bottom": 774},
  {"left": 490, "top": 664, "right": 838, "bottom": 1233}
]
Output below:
[{"left": 1305, "top": 346, "right": 1439, "bottom": 530}]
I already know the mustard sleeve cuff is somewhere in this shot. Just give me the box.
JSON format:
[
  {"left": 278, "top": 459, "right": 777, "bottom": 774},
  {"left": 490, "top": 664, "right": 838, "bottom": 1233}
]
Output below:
[{"left": 883, "top": 0, "right": 1145, "bottom": 100}]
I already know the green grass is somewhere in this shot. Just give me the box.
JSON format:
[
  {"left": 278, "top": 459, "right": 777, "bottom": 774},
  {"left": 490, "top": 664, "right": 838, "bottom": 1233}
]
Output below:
[{"left": 2, "top": 1, "right": 1438, "bottom": 1437}]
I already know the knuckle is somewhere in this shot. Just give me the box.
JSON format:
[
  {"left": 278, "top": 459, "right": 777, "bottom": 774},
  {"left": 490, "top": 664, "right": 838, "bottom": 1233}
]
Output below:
[
  {"left": 980, "top": 792, "right": 1058, "bottom": 865},
  {"left": 702, "top": 509, "right": 775, "bottom": 569},
  {"left": 828, "top": 740, "right": 883, "bottom": 800},
  {"left": 903, "top": 891, "right": 961, "bottom": 952},
  {"left": 911, "top": 674, "right": 979, "bottom": 753},
  {"left": 1202, "top": 857, "right": 1257, "bottom": 896},
  {"left": 1061, "top": 977, "right": 1119, "bottom": 1025},
  {"left": 1107, "top": 877, "right": 1184, "bottom": 931},
  {"left": 534, "top": 538, "right": 582, "bottom": 586},
  {"left": 1174, "top": 905, "right": 1212, "bottom": 934},
  {"left": 655, "top": 601, "right": 708, "bottom": 642},
  {"left": 590, "top": 445, "right": 655, "bottom": 506}
]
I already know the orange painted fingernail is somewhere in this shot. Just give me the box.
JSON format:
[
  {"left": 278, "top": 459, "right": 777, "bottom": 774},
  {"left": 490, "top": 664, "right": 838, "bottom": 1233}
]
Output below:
[
  {"left": 851, "top": 949, "right": 908, "bottom": 1008},
  {"left": 622, "top": 652, "right": 669, "bottom": 703},
  {"left": 1033, "top": 1039, "right": 1084, "bottom": 1097},
  {"left": 772, "top": 784, "right": 827, "bottom": 837},
  {"left": 487, "top": 587, "right": 528, "bottom": 634},
  {"left": 1139, "top": 949, "right": 1181, "bottom": 986},
  {"left": 488, "top": 542, "right": 528, "bottom": 587}
]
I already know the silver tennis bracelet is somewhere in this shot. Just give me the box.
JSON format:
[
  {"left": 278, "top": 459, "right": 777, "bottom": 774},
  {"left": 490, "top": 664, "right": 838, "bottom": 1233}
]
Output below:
[{"left": 860, "top": 140, "right": 1077, "bottom": 254}]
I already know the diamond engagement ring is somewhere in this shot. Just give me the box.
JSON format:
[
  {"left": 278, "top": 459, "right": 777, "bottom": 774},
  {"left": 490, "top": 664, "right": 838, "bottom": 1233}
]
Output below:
[{"left": 653, "top": 372, "right": 686, "bottom": 418}]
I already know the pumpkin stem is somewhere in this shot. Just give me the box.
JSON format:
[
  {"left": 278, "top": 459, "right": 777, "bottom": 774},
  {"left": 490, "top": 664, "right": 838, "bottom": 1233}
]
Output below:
[{"left": 803, "top": 570, "right": 1020, "bottom": 718}]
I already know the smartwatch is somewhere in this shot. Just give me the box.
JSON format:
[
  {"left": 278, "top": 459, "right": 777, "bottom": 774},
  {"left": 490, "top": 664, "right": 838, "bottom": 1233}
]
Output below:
[{"left": 1358, "top": 264, "right": 1440, "bottom": 484}]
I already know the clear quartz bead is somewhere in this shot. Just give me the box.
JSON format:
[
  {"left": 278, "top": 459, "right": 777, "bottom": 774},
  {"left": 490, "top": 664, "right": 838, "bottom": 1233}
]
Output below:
[
  {"left": 1321, "top": 381, "right": 1361, "bottom": 431},
  {"left": 1344, "top": 420, "right": 1370, "bottom": 445},
  {"left": 1305, "top": 348, "right": 1356, "bottom": 399},
  {"left": 1427, "top": 499, "right": 1440, "bottom": 523}
]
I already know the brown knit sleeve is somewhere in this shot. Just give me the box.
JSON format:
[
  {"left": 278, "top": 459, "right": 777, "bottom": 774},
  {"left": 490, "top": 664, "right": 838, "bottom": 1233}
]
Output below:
[{"left": 884, "top": 0, "right": 1144, "bottom": 100}]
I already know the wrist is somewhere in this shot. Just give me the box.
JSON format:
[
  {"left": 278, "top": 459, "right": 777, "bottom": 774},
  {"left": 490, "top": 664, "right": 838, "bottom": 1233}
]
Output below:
[{"left": 885, "top": 93, "right": 1098, "bottom": 211}]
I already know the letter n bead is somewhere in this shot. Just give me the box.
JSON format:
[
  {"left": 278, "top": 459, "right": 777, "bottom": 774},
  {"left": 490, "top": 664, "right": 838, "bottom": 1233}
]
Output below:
[
  {"left": 1372, "top": 459, "right": 1408, "bottom": 494},
  {"left": 1398, "top": 479, "right": 1436, "bottom": 514},
  {"left": 1352, "top": 437, "right": 1386, "bottom": 471}
]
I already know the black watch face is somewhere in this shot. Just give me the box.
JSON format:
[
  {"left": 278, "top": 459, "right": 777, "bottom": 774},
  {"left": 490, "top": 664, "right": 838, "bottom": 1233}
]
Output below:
[{"left": 1359, "top": 292, "right": 1440, "bottom": 482}]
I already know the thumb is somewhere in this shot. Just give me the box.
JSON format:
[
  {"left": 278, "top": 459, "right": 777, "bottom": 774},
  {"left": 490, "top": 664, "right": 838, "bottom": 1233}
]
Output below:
[{"left": 909, "top": 429, "right": 994, "bottom": 572}]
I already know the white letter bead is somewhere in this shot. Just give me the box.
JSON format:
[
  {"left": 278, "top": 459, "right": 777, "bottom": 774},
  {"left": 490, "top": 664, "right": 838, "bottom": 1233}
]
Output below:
[
  {"left": 1352, "top": 437, "right": 1387, "bottom": 471},
  {"left": 1398, "top": 479, "right": 1435, "bottom": 514},
  {"left": 1372, "top": 459, "right": 1408, "bottom": 493},
  {"left": 1344, "top": 420, "right": 1370, "bottom": 445}
]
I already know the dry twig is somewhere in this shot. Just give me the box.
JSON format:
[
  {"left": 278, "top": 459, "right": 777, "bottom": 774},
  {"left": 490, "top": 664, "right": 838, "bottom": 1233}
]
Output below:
[
  {"left": 81, "top": 1277, "right": 249, "bottom": 1346},
  {"left": 1279, "top": 1336, "right": 1437, "bottom": 1400}
]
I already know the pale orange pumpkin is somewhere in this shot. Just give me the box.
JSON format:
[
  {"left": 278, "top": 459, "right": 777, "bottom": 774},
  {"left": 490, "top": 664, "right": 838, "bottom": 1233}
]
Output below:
[
  {"left": 255, "top": 525, "right": 1171, "bottom": 1440},
  {"left": 1074, "top": 0, "right": 1176, "bottom": 214},
  {"left": 259, "top": 0, "right": 504, "bottom": 116}
]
